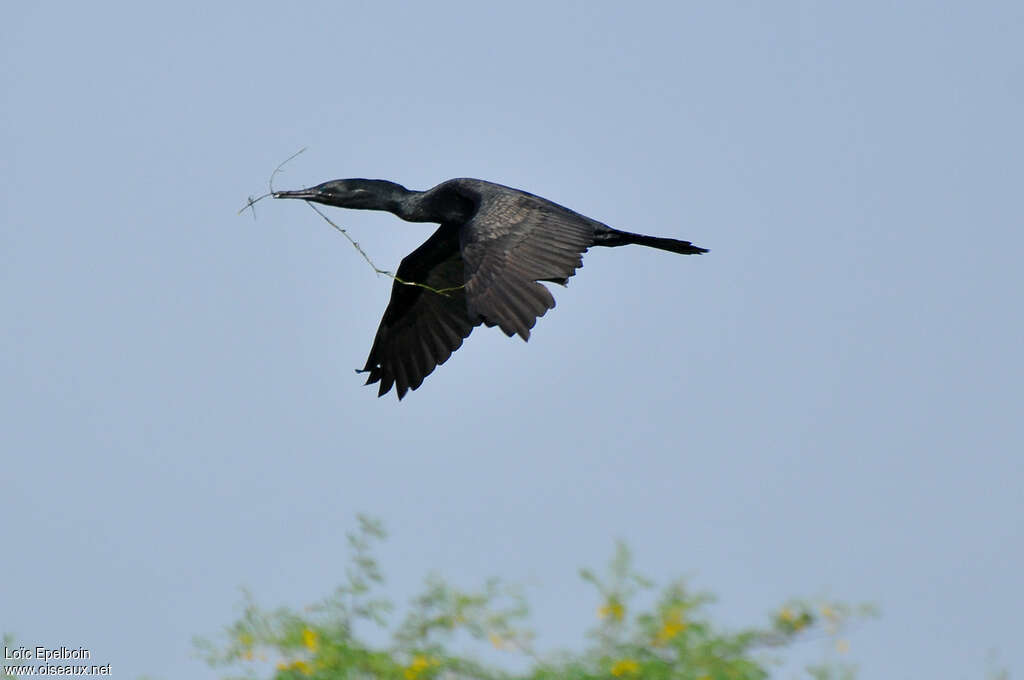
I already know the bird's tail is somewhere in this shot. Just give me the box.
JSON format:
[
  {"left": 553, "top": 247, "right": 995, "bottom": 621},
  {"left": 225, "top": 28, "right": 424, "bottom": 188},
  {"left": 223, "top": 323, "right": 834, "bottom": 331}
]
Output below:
[{"left": 594, "top": 227, "right": 708, "bottom": 255}]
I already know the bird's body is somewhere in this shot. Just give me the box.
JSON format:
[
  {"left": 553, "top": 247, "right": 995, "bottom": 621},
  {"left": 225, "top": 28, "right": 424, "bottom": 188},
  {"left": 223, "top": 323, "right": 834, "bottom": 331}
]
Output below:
[{"left": 274, "top": 178, "right": 706, "bottom": 399}]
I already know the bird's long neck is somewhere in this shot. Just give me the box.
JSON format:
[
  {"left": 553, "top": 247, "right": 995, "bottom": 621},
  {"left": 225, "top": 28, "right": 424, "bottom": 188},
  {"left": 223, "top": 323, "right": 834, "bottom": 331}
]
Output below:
[
  {"left": 345, "top": 182, "right": 443, "bottom": 223},
  {"left": 391, "top": 184, "right": 473, "bottom": 224},
  {"left": 389, "top": 187, "right": 440, "bottom": 223}
]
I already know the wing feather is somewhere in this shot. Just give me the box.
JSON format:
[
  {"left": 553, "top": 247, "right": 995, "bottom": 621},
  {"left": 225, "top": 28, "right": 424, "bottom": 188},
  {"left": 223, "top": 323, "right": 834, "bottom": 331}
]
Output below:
[
  {"left": 361, "top": 224, "right": 479, "bottom": 399},
  {"left": 457, "top": 184, "right": 597, "bottom": 340}
]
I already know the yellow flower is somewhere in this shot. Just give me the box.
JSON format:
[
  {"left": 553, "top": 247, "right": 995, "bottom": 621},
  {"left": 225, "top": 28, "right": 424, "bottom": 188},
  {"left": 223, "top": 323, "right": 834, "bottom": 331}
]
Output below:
[
  {"left": 821, "top": 605, "right": 837, "bottom": 621},
  {"left": 836, "top": 638, "right": 850, "bottom": 654},
  {"left": 301, "top": 628, "right": 318, "bottom": 652},
  {"left": 276, "top": 659, "right": 312, "bottom": 675},
  {"left": 238, "top": 631, "right": 254, "bottom": 649},
  {"left": 404, "top": 654, "right": 440, "bottom": 680},
  {"left": 598, "top": 600, "right": 625, "bottom": 621},
  {"left": 489, "top": 632, "right": 505, "bottom": 649},
  {"left": 777, "top": 606, "right": 813, "bottom": 633},
  {"left": 610, "top": 659, "right": 640, "bottom": 676},
  {"left": 653, "top": 607, "right": 687, "bottom": 645}
]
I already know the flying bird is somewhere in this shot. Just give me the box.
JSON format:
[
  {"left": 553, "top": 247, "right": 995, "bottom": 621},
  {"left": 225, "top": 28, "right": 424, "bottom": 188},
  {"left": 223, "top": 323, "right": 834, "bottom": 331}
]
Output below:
[{"left": 274, "top": 178, "right": 707, "bottom": 399}]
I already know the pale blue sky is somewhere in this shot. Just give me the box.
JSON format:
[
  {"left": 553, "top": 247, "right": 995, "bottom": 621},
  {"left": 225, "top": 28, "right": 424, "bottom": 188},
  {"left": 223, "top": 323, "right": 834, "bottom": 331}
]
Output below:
[{"left": 3, "top": 2, "right": 1022, "bottom": 678}]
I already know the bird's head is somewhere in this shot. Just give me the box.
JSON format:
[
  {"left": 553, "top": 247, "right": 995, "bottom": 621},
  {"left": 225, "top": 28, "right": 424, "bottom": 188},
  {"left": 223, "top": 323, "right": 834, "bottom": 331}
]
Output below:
[{"left": 273, "top": 179, "right": 408, "bottom": 210}]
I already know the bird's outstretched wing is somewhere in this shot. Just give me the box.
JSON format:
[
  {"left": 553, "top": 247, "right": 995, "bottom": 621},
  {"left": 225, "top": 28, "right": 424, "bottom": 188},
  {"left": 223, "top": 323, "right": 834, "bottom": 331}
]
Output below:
[
  {"left": 361, "top": 224, "right": 479, "bottom": 399},
  {"left": 458, "top": 185, "right": 597, "bottom": 340},
  {"left": 363, "top": 181, "right": 598, "bottom": 398}
]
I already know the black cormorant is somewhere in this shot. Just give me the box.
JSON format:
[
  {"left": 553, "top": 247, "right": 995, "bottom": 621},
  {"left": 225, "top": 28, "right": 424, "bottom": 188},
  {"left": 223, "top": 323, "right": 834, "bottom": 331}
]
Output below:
[{"left": 274, "top": 178, "right": 707, "bottom": 399}]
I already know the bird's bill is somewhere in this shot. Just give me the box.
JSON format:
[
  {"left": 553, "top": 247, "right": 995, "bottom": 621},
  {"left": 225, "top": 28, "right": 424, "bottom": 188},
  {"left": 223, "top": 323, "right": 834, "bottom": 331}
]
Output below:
[{"left": 272, "top": 188, "right": 321, "bottom": 200}]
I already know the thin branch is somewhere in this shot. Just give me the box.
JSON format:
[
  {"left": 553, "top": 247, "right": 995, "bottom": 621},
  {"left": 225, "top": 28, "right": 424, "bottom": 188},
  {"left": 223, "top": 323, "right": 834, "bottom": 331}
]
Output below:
[
  {"left": 237, "top": 147, "right": 308, "bottom": 216},
  {"left": 269, "top": 147, "right": 308, "bottom": 194},
  {"left": 304, "top": 202, "right": 465, "bottom": 297}
]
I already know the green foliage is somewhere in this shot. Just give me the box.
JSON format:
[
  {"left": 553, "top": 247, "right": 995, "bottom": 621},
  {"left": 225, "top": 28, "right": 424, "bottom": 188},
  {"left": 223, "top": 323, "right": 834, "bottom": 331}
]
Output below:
[{"left": 196, "top": 517, "right": 874, "bottom": 680}]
